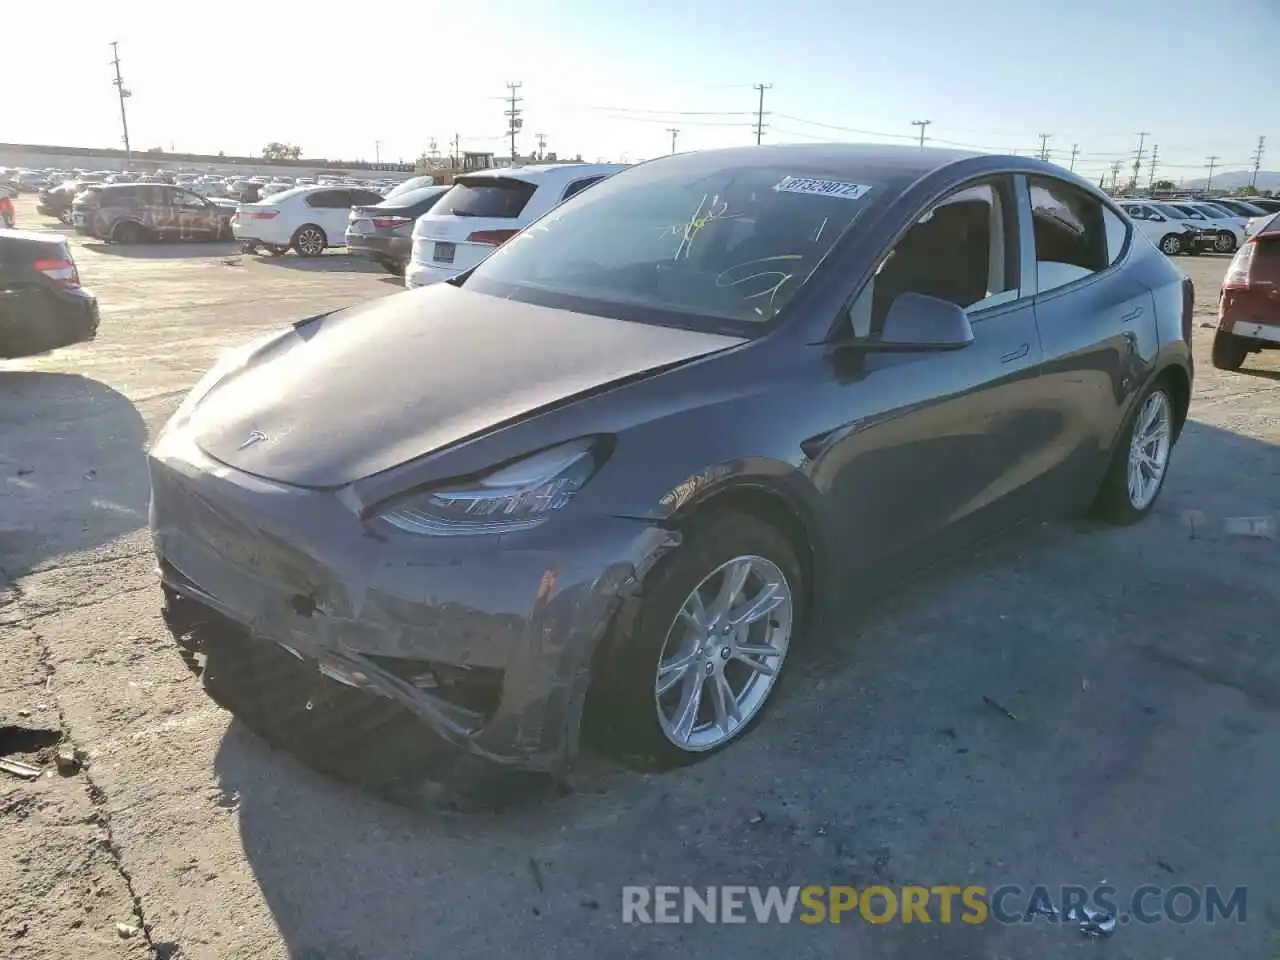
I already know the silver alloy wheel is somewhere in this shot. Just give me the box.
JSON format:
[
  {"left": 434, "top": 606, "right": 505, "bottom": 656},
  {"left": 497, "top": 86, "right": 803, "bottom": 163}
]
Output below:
[
  {"left": 1214, "top": 232, "right": 1236, "bottom": 253},
  {"left": 1127, "top": 390, "right": 1172, "bottom": 510},
  {"left": 1160, "top": 235, "right": 1180, "bottom": 255},
  {"left": 297, "top": 227, "right": 324, "bottom": 256},
  {"left": 654, "top": 555, "right": 793, "bottom": 752}
]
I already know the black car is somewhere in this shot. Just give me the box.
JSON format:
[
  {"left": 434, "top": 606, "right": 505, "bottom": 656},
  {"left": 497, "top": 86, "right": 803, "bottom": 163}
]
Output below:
[
  {"left": 152, "top": 144, "right": 1193, "bottom": 789},
  {"left": 345, "top": 185, "right": 449, "bottom": 275},
  {"left": 0, "top": 229, "right": 99, "bottom": 358}
]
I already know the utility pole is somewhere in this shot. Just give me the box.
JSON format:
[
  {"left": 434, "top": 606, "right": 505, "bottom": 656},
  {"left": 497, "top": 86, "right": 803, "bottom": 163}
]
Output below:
[
  {"left": 753, "top": 83, "right": 771, "bottom": 145},
  {"left": 911, "top": 119, "right": 931, "bottom": 149},
  {"left": 1129, "top": 132, "right": 1149, "bottom": 193},
  {"left": 1205, "top": 155, "right": 1220, "bottom": 193},
  {"left": 1109, "top": 160, "right": 1123, "bottom": 192},
  {"left": 109, "top": 41, "right": 132, "bottom": 169},
  {"left": 1069, "top": 143, "right": 1079, "bottom": 172},
  {"left": 451, "top": 133, "right": 460, "bottom": 169},
  {"left": 1250, "top": 136, "right": 1267, "bottom": 190},
  {"left": 1147, "top": 144, "right": 1160, "bottom": 191},
  {"left": 504, "top": 81, "right": 524, "bottom": 164},
  {"left": 427, "top": 138, "right": 439, "bottom": 162},
  {"left": 666, "top": 127, "right": 680, "bottom": 154},
  {"left": 1037, "top": 133, "right": 1051, "bottom": 161},
  {"left": 375, "top": 140, "right": 382, "bottom": 164},
  {"left": 535, "top": 133, "right": 547, "bottom": 160}
]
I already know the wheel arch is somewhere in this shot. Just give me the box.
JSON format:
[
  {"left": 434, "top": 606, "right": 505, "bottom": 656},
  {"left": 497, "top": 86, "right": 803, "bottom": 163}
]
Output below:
[
  {"left": 662, "top": 478, "right": 826, "bottom": 619},
  {"left": 1156, "top": 361, "right": 1192, "bottom": 440}
]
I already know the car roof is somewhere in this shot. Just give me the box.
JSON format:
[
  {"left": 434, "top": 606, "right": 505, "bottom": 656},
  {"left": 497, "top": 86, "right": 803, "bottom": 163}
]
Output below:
[
  {"left": 458, "top": 162, "right": 631, "bottom": 184},
  {"left": 0, "top": 228, "right": 69, "bottom": 246}
]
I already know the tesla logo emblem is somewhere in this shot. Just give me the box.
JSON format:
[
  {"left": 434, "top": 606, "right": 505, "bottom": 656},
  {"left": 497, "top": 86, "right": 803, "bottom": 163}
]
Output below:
[{"left": 238, "top": 430, "right": 268, "bottom": 450}]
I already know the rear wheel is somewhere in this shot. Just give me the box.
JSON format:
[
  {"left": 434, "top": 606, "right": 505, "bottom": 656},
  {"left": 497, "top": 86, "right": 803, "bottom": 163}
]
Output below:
[
  {"left": 1214, "top": 231, "right": 1237, "bottom": 254},
  {"left": 292, "top": 225, "right": 326, "bottom": 257},
  {"left": 1159, "top": 234, "right": 1182, "bottom": 255},
  {"left": 589, "top": 510, "right": 804, "bottom": 768},
  {"left": 113, "top": 220, "right": 143, "bottom": 244},
  {"left": 1092, "top": 381, "right": 1175, "bottom": 525},
  {"left": 1211, "top": 330, "right": 1249, "bottom": 371}
]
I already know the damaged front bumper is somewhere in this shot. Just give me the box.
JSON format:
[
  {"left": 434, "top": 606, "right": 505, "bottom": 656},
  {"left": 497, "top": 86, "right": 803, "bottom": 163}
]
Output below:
[{"left": 148, "top": 430, "right": 677, "bottom": 774}]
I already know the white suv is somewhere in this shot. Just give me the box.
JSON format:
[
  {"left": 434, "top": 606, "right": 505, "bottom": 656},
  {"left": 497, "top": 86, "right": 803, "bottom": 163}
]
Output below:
[
  {"left": 233, "top": 184, "right": 384, "bottom": 256},
  {"left": 405, "top": 163, "right": 629, "bottom": 288}
]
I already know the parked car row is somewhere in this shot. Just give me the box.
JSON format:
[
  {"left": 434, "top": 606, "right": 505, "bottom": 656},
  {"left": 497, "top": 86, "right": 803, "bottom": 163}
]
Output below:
[{"left": 228, "top": 165, "right": 628, "bottom": 278}]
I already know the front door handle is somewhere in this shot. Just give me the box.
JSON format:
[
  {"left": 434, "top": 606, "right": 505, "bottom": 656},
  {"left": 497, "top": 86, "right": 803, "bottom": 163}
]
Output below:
[
  {"left": 1000, "top": 343, "right": 1030, "bottom": 364},
  {"left": 1120, "top": 306, "right": 1144, "bottom": 323}
]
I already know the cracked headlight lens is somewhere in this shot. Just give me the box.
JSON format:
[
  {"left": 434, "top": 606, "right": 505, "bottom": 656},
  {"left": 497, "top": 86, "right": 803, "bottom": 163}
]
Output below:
[{"left": 378, "top": 438, "right": 607, "bottom": 536}]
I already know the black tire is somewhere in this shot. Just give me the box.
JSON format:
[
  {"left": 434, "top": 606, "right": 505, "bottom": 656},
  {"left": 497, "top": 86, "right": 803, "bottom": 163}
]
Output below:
[
  {"left": 292, "top": 224, "right": 326, "bottom": 257},
  {"left": 1091, "top": 379, "right": 1177, "bottom": 526},
  {"left": 1158, "top": 234, "right": 1182, "bottom": 255},
  {"left": 588, "top": 510, "right": 806, "bottom": 769},
  {"left": 1214, "top": 231, "right": 1237, "bottom": 254},
  {"left": 266, "top": 244, "right": 289, "bottom": 256},
  {"left": 1211, "top": 330, "right": 1249, "bottom": 371},
  {"left": 114, "top": 220, "right": 142, "bottom": 244}
]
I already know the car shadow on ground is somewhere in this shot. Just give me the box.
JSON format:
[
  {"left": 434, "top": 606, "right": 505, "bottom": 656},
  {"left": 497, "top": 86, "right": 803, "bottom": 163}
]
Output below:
[
  {"left": 212, "top": 419, "right": 1280, "bottom": 958},
  {"left": 251, "top": 252, "right": 383, "bottom": 274},
  {"left": 1239, "top": 366, "right": 1280, "bottom": 382},
  {"left": 80, "top": 241, "right": 243, "bottom": 260},
  {"left": 0, "top": 372, "right": 148, "bottom": 578}
]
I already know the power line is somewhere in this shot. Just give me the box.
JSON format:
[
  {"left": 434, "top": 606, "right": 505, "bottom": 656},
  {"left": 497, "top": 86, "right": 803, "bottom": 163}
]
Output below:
[
  {"left": 599, "top": 114, "right": 749, "bottom": 128},
  {"left": 1205, "top": 155, "right": 1220, "bottom": 192},
  {"left": 753, "top": 83, "right": 772, "bottom": 145},
  {"left": 504, "top": 81, "right": 523, "bottom": 163},
  {"left": 666, "top": 127, "right": 679, "bottom": 154},
  {"left": 109, "top": 41, "right": 132, "bottom": 168},
  {"left": 1250, "top": 136, "right": 1267, "bottom": 190},
  {"left": 912, "top": 120, "right": 932, "bottom": 149},
  {"left": 579, "top": 105, "right": 754, "bottom": 117}
]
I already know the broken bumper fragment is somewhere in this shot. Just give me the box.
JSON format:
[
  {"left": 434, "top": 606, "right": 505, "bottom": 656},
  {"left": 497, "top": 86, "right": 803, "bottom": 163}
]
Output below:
[{"left": 148, "top": 430, "right": 675, "bottom": 773}]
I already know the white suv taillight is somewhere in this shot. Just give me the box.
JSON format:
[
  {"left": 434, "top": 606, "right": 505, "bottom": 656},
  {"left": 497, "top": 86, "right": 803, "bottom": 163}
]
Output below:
[{"left": 33, "top": 257, "right": 80, "bottom": 288}]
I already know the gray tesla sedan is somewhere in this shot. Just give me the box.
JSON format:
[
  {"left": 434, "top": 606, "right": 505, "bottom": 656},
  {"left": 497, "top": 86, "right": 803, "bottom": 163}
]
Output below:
[{"left": 150, "top": 144, "right": 1193, "bottom": 788}]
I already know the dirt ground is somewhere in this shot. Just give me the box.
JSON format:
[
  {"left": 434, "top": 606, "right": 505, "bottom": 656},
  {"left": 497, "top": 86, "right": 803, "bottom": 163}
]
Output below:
[{"left": 2, "top": 193, "right": 1278, "bottom": 959}]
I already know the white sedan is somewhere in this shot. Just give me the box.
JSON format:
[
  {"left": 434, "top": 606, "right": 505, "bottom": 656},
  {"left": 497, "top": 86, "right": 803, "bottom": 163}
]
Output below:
[{"left": 232, "top": 184, "right": 383, "bottom": 256}]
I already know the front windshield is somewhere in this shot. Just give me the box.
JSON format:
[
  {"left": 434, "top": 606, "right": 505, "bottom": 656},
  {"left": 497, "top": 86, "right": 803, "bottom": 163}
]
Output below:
[
  {"left": 386, "top": 176, "right": 433, "bottom": 199},
  {"left": 465, "top": 159, "right": 880, "bottom": 330}
]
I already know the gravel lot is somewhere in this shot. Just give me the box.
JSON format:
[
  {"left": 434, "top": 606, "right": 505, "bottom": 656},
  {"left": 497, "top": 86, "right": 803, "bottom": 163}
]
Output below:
[{"left": 2, "top": 193, "right": 1278, "bottom": 959}]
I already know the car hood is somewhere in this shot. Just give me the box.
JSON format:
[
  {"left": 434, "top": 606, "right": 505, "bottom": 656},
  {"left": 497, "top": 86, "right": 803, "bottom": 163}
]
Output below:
[{"left": 188, "top": 284, "right": 746, "bottom": 488}]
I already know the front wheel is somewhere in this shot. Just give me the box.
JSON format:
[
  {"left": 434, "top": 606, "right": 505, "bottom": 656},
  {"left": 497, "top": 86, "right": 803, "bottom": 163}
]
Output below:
[
  {"left": 292, "top": 225, "right": 326, "bottom": 257},
  {"left": 1092, "top": 382, "right": 1176, "bottom": 525},
  {"left": 589, "top": 510, "right": 804, "bottom": 768},
  {"left": 1214, "top": 231, "right": 1237, "bottom": 254},
  {"left": 1159, "top": 234, "right": 1182, "bottom": 255},
  {"left": 1211, "top": 330, "right": 1249, "bottom": 371}
]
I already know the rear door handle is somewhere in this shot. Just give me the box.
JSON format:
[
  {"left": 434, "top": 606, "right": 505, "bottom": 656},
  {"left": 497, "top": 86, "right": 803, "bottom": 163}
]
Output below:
[
  {"left": 1120, "top": 306, "right": 1144, "bottom": 323},
  {"left": 1000, "top": 343, "right": 1030, "bottom": 364}
]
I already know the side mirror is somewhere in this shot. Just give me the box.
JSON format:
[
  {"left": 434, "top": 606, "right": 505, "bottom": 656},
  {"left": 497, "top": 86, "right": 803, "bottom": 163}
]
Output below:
[{"left": 836, "top": 293, "right": 975, "bottom": 353}]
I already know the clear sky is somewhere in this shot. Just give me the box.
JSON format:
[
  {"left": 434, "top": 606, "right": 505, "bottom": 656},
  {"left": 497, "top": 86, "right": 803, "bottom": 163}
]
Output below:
[{"left": 6, "top": 0, "right": 1276, "bottom": 184}]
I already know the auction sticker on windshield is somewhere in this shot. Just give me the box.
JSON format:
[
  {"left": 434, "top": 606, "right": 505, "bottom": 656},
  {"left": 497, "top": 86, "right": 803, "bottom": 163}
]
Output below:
[{"left": 773, "top": 177, "right": 872, "bottom": 200}]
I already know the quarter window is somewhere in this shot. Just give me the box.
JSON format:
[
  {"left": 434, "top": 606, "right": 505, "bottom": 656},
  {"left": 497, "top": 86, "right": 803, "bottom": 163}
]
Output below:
[{"left": 1027, "top": 177, "right": 1110, "bottom": 293}]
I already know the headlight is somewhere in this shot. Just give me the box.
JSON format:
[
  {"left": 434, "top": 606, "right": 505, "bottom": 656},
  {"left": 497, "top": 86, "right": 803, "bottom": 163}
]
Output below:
[{"left": 377, "top": 438, "right": 608, "bottom": 536}]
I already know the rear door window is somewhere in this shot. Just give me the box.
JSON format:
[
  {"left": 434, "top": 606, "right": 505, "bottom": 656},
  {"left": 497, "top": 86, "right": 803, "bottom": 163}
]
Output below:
[
  {"left": 432, "top": 178, "right": 538, "bottom": 218},
  {"left": 1027, "top": 177, "right": 1110, "bottom": 293},
  {"left": 562, "top": 176, "right": 605, "bottom": 202},
  {"left": 306, "top": 189, "right": 351, "bottom": 209}
]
